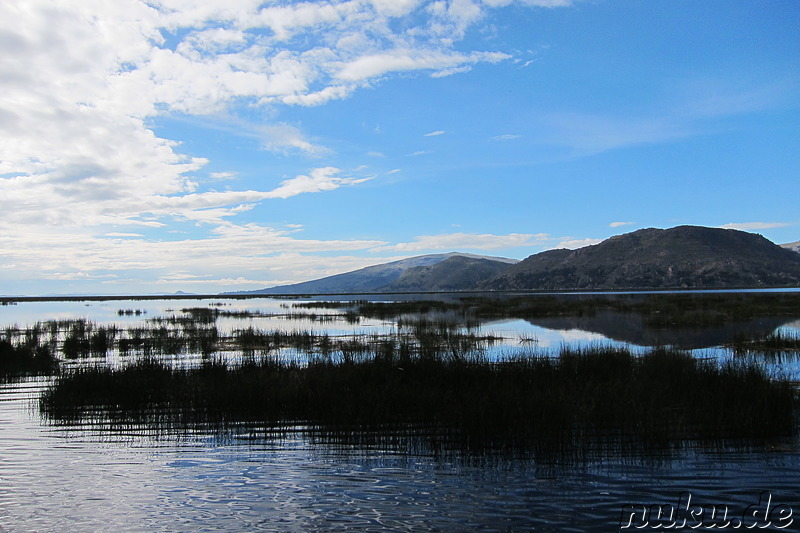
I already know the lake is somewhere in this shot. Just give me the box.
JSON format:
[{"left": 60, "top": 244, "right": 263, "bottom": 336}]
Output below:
[{"left": 1, "top": 293, "right": 799, "bottom": 531}]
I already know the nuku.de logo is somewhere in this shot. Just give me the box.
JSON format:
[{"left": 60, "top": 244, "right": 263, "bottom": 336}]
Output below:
[{"left": 619, "top": 491, "right": 793, "bottom": 530}]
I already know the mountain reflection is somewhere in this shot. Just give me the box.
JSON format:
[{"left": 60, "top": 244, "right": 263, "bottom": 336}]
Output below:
[{"left": 526, "top": 310, "right": 794, "bottom": 350}]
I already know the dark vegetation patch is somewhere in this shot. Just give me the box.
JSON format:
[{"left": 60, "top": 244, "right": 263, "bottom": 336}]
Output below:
[
  {"left": 39, "top": 346, "right": 796, "bottom": 459},
  {"left": 0, "top": 339, "right": 58, "bottom": 381},
  {"left": 728, "top": 330, "right": 800, "bottom": 357},
  {"left": 3, "top": 293, "right": 799, "bottom": 459},
  {"left": 294, "top": 292, "right": 800, "bottom": 328},
  {"left": 1, "top": 321, "right": 65, "bottom": 379}
]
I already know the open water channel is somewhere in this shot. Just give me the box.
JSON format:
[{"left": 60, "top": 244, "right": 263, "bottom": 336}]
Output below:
[{"left": 1, "top": 293, "right": 799, "bottom": 531}]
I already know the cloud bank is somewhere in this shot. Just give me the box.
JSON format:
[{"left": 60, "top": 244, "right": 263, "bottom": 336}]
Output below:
[{"left": 1, "top": 0, "right": 578, "bottom": 293}]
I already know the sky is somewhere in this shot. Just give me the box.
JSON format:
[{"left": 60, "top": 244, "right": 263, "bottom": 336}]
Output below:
[{"left": 1, "top": 0, "right": 799, "bottom": 296}]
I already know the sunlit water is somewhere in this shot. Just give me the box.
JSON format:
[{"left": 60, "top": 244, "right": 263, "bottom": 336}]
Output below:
[{"left": 2, "top": 296, "right": 800, "bottom": 531}]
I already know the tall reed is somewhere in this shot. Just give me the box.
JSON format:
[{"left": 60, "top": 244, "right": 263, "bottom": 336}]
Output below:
[{"left": 39, "top": 345, "right": 796, "bottom": 457}]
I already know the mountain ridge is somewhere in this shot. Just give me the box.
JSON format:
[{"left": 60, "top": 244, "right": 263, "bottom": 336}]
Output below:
[
  {"left": 782, "top": 240, "right": 800, "bottom": 254},
  {"left": 382, "top": 256, "right": 513, "bottom": 292},
  {"left": 227, "top": 226, "right": 800, "bottom": 295},
  {"left": 482, "top": 226, "right": 800, "bottom": 291},
  {"left": 231, "top": 252, "right": 518, "bottom": 295}
]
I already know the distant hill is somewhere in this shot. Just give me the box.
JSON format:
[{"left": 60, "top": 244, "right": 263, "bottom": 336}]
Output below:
[
  {"left": 225, "top": 226, "right": 800, "bottom": 295},
  {"left": 482, "top": 226, "right": 800, "bottom": 291},
  {"left": 234, "top": 253, "right": 517, "bottom": 295},
  {"left": 782, "top": 240, "right": 800, "bottom": 254},
  {"left": 382, "top": 256, "right": 513, "bottom": 292}
]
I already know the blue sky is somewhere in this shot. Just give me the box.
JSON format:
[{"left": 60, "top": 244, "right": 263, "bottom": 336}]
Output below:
[{"left": 1, "top": 0, "right": 798, "bottom": 295}]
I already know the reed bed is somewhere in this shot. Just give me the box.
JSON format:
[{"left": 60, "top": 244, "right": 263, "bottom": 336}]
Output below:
[
  {"left": 2, "top": 319, "right": 119, "bottom": 362},
  {"left": 293, "top": 292, "right": 800, "bottom": 330},
  {"left": 2, "top": 312, "right": 493, "bottom": 365},
  {"left": 2, "top": 294, "right": 798, "bottom": 459},
  {"left": 728, "top": 330, "right": 800, "bottom": 356},
  {"left": 39, "top": 344, "right": 796, "bottom": 458},
  {"left": 0, "top": 339, "right": 58, "bottom": 380},
  {"left": 726, "top": 331, "right": 800, "bottom": 371}
]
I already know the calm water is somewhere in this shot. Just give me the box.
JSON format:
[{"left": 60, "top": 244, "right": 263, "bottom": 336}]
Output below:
[{"left": 1, "top": 296, "right": 800, "bottom": 531}]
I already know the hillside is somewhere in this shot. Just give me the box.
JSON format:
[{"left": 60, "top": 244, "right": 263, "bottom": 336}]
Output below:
[
  {"left": 237, "top": 253, "right": 517, "bottom": 295},
  {"left": 782, "top": 240, "right": 800, "bottom": 254},
  {"left": 482, "top": 226, "right": 800, "bottom": 291},
  {"left": 382, "top": 256, "right": 513, "bottom": 292},
  {"left": 227, "top": 226, "right": 800, "bottom": 295}
]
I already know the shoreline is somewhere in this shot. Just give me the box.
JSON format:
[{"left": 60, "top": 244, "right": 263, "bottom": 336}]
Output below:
[{"left": 3, "top": 286, "right": 800, "bottom": 304}]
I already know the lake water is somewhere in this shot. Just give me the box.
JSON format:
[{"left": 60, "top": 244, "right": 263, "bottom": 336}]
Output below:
[{"left": 1, "top": 295, "right": 799, "bottom": 531}]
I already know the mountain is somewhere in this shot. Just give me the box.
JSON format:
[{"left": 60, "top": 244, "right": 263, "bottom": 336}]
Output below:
[
  {"left": 482, "top": 226, "right": 800, "bottom": 291},
  {"left": 382, "top": 256, "right": 514, "bottom": 292},
  {"left": 227, "top": 226, "right": 800, "bottom": 295},
  {"left": 524, "top": 312, "right": 791, "bottom": 350},
  {"left": 236, "top": 253, "right": 517, "bottom": 295},
  {"left": 782, "top": 240, "right": 800, "bottom": 254}
]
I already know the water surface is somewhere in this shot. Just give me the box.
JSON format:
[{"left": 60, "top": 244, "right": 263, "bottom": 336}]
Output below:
[{"left": 1, "top": 294, "right": 799, "bottom": 531}]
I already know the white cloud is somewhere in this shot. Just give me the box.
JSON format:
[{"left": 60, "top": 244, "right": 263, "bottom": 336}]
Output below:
[
  {"left": 0, "top": 220, "right": 390, "bottom": 292},
  {"left": 491, "top": 134, "right": 522, "bottom": 141},
  {"left": 184, "top": 116, "right": 332, "bottom": 156},
  {"left": 521, "top": 0, "right": 574, "bottom": 6},
  {"left": 483, "top": 0, "right": 574, "bottom": 6},
  {"left": 370, "top": 232, "right": 549, "bottom": 253},
  {"left": 431, "top": 66, "right": 473, "bottom": 77},
  {"left": 0, "top": 162, "right": 372, "bottom": 228},
  {"left": 553, "top": 238, "right": 602, "bottom": 250},
  {"left": 427, "top": 0, "right": 484, "bottom": 41},
  {"left": 209, "top": 171, "right": 237, "bottom": 180},
  {"left": 155, "top": 276, "right": 269, "bottom": 287},
  {"left": 336, "top": 50, "right": 508, "bottom": 81},
  {"left": 609, "top": 221, "right": 633, "bottom": 228},
  {"left": 259, "top": 123, "right": 331, "bottom": 156},
  {"left": 0, "top": 0, "right": 575, "bottom": 293},
  {"left": 719, "top": 222, "right": 789, "bottom": 231},
  {"left": 368, "top": 0, "right": 422, "bottom": 17},
  {"left": 425, "top": 130, "right": 446, "bottom": 136},
  {"left": 0, "top": 0, "right": 521, "bottom": 232},
  {"left": 281, "top": 85, "right": 355, "bottom": 106},
  {"left": 265, "top": 167, "right": 373, "bottom": 199}
]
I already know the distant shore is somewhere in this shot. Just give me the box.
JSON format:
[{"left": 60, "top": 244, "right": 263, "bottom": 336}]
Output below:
[{"left": 3, "top": 286, "right": 800, "bottom": 305}]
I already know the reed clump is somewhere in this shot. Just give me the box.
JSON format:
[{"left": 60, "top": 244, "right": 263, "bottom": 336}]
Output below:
[
  {"left": 728, "top": 330, "right": 800, "bottom": 357},
  {"left": 0, "top": 339, "right": 58, "bottom": 379},
  {"left": 39, "top": 345, "right": 796, "bottom": 455}
]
